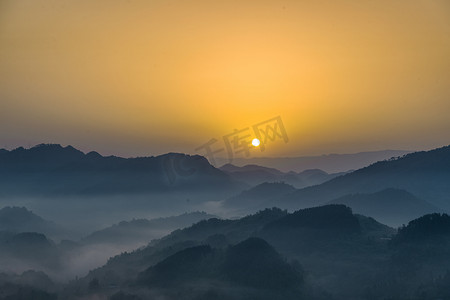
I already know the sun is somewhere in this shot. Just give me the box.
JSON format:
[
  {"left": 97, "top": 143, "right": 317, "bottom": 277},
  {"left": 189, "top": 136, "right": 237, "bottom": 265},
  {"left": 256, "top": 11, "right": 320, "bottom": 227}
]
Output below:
[{"left": 252, "top": 138, "right": 260, "bottom": 147}]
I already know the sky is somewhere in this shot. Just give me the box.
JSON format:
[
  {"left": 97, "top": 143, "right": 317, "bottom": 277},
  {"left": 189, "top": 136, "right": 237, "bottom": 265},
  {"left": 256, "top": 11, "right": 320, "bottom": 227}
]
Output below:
[{"left": 1, "top": 0, "right": 449, "bottom": 158}]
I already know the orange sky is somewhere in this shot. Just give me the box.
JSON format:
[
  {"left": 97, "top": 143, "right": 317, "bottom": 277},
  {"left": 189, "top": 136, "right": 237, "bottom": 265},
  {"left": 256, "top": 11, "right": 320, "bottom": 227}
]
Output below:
[{"left": 1, "top": 0, "right": 449, "bottom": 157}]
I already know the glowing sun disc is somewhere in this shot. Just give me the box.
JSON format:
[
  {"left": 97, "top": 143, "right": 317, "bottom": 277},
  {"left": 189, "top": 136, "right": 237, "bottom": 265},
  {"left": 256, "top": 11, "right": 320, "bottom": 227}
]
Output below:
[{"left": 252, "top": 138, "right": 260, "bottom": 147}]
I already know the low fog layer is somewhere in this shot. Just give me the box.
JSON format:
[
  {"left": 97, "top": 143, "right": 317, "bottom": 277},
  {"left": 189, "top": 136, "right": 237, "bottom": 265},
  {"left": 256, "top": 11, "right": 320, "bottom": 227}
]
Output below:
[
  {"left": 0, "top": 207, "right": 215, "bottom": 281},
  {"left": 0, "top": 145, "right": 449, "bottom": 299}
]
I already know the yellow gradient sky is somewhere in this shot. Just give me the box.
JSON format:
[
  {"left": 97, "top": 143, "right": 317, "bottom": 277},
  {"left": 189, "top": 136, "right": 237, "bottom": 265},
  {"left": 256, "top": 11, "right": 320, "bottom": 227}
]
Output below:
[{"left": 1, "top": 0, "right": 449, "bottom": 157}]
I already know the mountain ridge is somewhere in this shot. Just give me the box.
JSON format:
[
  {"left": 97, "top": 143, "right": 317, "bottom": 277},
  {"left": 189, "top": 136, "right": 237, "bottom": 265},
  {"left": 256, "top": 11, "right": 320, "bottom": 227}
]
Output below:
[
  {"left": 276, "top": 145, "right": 450, "bottom": 211},
  {"left": 0, "top": 144, "right": 246, "bottom": 197},
  {"left": 214, "top": 149, "right": 412, "bottom": 173},
  {"left": 328, "top": 188, "right": 441, "bottom": 227},
  {"left": 219, "top": 163, "right": 347, "bottom": 188}
]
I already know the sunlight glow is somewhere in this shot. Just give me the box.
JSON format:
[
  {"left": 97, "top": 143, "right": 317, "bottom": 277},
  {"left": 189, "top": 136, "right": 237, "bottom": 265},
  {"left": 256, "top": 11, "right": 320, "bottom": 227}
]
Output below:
[{"left": 252, "top": 138, "right": 261, "bottom": 147}]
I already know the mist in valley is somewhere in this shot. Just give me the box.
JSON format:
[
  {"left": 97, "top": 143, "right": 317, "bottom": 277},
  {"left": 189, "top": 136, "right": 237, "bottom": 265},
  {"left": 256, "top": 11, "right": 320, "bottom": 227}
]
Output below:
[
  {"left": 0, "top": 145, "right": 450, "bottom": 300},
  {"left": 2, "top": 0, "right": 450, "bottom": 297}
]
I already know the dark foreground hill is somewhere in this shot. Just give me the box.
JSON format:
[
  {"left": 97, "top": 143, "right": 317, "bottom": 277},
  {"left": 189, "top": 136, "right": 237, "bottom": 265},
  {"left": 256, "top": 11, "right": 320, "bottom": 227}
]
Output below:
[
  {"left": 6, "top": 205, "right": 450, "bottom": 300},
  {"left": 136, "top": 238, "right": 304, "bottom": 300},
  {"left": 369, "top": 213, "right": 450, "bottom": 300},
  {"left": 65, "top": 205, "right": 394, "bottom": 300},
  {"left": 277, "top": 145, "right": 450, "bottom": 211}
]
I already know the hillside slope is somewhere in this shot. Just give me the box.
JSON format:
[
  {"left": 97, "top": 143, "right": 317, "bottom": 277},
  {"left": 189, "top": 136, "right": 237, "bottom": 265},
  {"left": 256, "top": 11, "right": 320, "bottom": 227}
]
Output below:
[{"left": 278, "top": 146, "right": 450, "bottom": 210}]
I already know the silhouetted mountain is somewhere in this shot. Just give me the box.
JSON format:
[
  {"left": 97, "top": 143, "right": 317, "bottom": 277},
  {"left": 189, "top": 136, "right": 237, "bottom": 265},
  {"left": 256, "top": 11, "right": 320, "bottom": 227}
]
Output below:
[
  {"left": 215, "top": 149, "right": 411, "bottom": 173},
  {"left": 393, "top": 213, "right": 450, "bottom": 243},
  {"left": 223, "top": 238, "right": 303, "bottom": 290},
  {"left": 296, "top": 168, "right": 345, "bottom": 186},
  {"left": 220, "top": 163, "right": 284, "bottom": 176},
  {"left": 0, "top": 210, "right": 217, "bottom": 282},
  {"left": 0, "top": 144, "right": 246, "bottom": 197},
  {"left": 278, "top": 145, "right": 450, "bottom": 211},
  {"left": 329, "top": 188, "right": 440, "bottom": 227},
  {"left": 0, "top": 232, "right": 60, "bottom": 272},
  {"left": 70, "top": 205, "right": 393, "bottom": 300},
  {"left": 154, "top": 208, "right": 288, "bottom": 249},
  {"left": 62, "top": 209, "right": 289, "bottom": 294},
  {"left": 136, "top": 238, "right": 304, "bottom": 299},
  {"left": 258, "top": 205, "right": 371, "bottom": 257},
  {"left": 0, "top": 270, "right": 56, "bottom": 294},
  {"left": 355, "top": 214, "right": 396, "bottom": 238},
  {"left": 220, "top": 163, "right": 347, "bottom": 188},
  {"left": 263, "top": 204, "right": 361, "bottom": 233},
  {"left": 119, "top": 205, "right": 391, "bottom": 261},
  {"left": 0, "top": 282, "right": 56, "bottom": 300},
  {"left": 161, "top": 205, "right": 384, "bottom": 255},
  {"left": 364, "top": 213, "right": 450, "bottom": 300},
  {"left": 224, "top": 182, "right": 296, "bottom": 212},
  {"left": 6, "top": 232, "right": 53, "bottom": 249},
  {"left": 0, "top": 207, "right": 68, "bottom": 240},
  {"left": 0, "top": 144, "right": 84, "bottom": 171},
  {"left": 82, "top": 211, "right": 216, "bottom": 246}
]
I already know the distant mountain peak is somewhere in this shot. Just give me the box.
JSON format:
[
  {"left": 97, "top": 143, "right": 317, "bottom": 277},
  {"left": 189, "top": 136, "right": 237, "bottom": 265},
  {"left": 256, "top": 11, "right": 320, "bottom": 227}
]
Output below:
[
  {"left": 297, "top": 169, "right": 328, "bottom": 175},
  {"left": 86, "top": 151, "right": 103, "bottom": 158},
  {"left": 278, "top": 145, "right": 450, "bottom": 214},
  {"left": 0, "top": 143, "right": 244, "bottom": 196},
  {"left": 241, "top": 181, "right": 296, "bottom": 196},
  {"left": 32, "top": 143, "right": 63, "bottom": 149},
  {"left": 0, "top": 206, "right": 66, "bottom": 239},
  {"left": 220, "top": 163, "right": 284, "bottom": 175},
  {"left": 0, "top": 206, "right": 44, "bottom": 223},
  {"left": 6, "top": 143, "right": 85, "bottom": 159}
]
